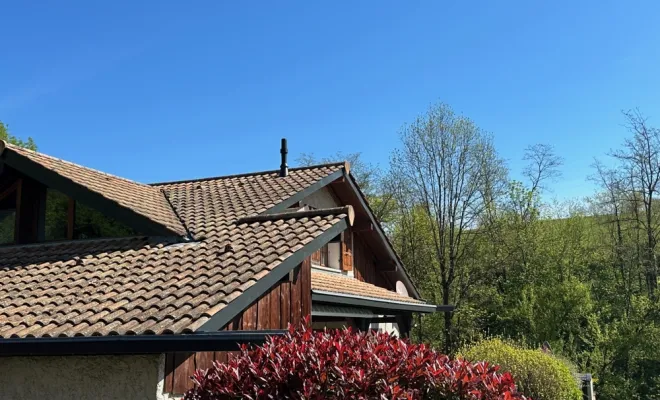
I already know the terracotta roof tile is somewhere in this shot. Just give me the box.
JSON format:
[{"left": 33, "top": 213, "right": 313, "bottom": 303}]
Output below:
[
  {"left": 311, "top": 270, "right": 425, "bottom": 305},
  {"left": 0, "top": 145, "right": 348, "bottom": 338},
  {"left": 0, "top": 213, "right": 346, "bottom": 338}
]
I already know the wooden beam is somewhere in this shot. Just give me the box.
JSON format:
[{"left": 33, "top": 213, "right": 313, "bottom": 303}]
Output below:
[
  {"left": 379, "top": 261, "right": 397, "bottom": 272},
  {"left": 0, "top": 181, "right": 18, "bottom": 203},
  {"left": 353, "top": 222, "right": 374, "bottom": 232}
]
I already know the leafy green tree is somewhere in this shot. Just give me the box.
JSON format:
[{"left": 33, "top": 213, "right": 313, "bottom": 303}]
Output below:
[{"left": 389, "top": 103, "right": 507, "bottom": 353}]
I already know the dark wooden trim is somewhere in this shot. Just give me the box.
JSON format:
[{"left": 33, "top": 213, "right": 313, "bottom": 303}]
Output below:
[
  {"left": 197, "top": 218, "right": 349, "bottom": 332},
  {"left": 0, "top": 180, "right": 19, "bottom": 203},
  {"left": 0, "top": 331, "right": 285, "bottom": 356},
  {"left": 1, "top": 149, "right": 180, "bottom": 237},
  {"left": 260, "top": 169, "right": 345, "bottom": 215}
]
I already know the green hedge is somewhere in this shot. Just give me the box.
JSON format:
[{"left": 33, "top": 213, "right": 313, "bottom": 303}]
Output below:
[{"left": 459, "top": 339, "right": 582, "bottom": 400}]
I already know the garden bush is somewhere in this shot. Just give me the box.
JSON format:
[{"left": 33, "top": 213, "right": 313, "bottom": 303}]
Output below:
[
  {"left": 460, "top": 339, "right": 581, "bottom": 400},
  {"left": 185, "top": 318, "right": 528, "bottom": 399}
]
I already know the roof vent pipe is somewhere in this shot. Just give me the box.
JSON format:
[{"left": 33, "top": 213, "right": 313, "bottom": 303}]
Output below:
[{"left": 279, "top": 138, "right": 288, "bottom": 177}]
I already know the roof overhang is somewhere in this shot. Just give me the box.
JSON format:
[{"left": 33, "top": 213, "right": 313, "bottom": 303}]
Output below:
[
  {"left": 339, "top": 174, "right": 420, "bottom": 298},
  {"left": 311, "top": 303, "right": 377, "bottom": 319},
  {"left": 312, "top": 290, "right": 453, "bottom": 314},
  {"left": 262, "top": 164, "right": 422, "bottom": 299},
  {"left": 0, "top": 330, "right": 285, "bottom": 357}
]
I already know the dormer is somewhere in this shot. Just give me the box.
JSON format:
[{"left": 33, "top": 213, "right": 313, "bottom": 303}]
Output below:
[{"left": 0, "top": 141, "right": 187, "bottom": 245}]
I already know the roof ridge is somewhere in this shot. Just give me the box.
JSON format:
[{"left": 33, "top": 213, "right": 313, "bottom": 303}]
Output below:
[
  {"left": 235, "top": 206, "right": 354, "bottom": 226},
  {"left": 1, "top": 141, "right": 150, "bottom": 188},
  {"left": 150, "top": 162, "right": 347, "bottom": 186}
]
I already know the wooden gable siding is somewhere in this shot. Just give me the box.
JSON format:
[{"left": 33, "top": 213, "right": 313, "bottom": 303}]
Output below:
[
  {"left": 353, "top": 231, "right": 392, "bottom": 289},
  {"left": 164, "top": 258, "right": 312, "bottom": 395}
]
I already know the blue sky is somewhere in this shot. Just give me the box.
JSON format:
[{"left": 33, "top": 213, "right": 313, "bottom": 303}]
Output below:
[{"left": 1, "top": 1, "right": 659, "bottom": 200}]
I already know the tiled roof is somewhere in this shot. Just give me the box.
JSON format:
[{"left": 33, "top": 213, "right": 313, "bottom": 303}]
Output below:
[
  {"left": 0, "top": 214, "right": 347, "bottom": 338},
  {"left": 154, "top": 164, "right": 343, "bottom": 238},
  {"left": 311, "top": 270, "right": 426, "bottom": 304},
  {"left": 0, "top": 143, "right": 349, "bottom": 338},
  {"left": 3, "top": 142, "right": 188, "bottom": 236}
]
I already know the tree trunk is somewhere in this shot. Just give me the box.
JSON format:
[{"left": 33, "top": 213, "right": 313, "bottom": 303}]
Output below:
[{"left": 443, "top": 284, "right": 452, "bottom": 354}]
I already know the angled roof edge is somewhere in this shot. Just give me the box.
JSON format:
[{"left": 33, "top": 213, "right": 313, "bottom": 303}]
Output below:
[
  {"left": 261, "top": 162, "right": 421, "bottom": 299},
  {"left": 258, "top": 167, "right": 347, "bottom": 215},
  {"left": 0, "top": 141, "right": 188, "bottom": 238},
  {"left": 196, "top": 216, "right": 350, "bottom": 332},
  {"left": 342, "top": 172, "right": 421, "bottom": 299},
  {"left": 149, "top": 162, "right": 348, "bottom": 186}
]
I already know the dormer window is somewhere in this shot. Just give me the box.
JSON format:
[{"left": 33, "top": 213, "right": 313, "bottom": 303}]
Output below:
[{"left": 45, "top": 188, "right": 69, "bottom": 241}]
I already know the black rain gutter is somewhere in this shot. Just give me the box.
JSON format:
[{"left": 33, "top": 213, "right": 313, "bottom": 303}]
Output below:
[
  {"left": 0, "top": 330, "right": 285, "bottom": 357},
  {"left": 196, "top": 217, "right": 350, "bottom": 332},
  {"left": 312, "top": 291, "right": 454, "bottom": 314}
]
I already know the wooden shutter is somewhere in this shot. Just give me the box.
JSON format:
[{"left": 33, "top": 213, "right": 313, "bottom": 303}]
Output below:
[{"left": 341, "top": 231, "right": 353, "bottom": 271}]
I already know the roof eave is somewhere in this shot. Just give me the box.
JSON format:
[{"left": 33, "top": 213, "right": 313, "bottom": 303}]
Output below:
[
  {"left": 311, "top": 290, "right": 448, "bottom": 314},
  {"left": 0, "top": 331, "right": 285, "bottom": 356}
]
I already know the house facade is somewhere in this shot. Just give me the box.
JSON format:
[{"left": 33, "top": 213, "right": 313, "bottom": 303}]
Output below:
[{"left": 0, "top": 140, "right": 446, "bottom": 399}]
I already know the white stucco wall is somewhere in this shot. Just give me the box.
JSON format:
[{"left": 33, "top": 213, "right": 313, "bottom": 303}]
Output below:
[{"left": 0, "top": 354, "right": 163, "bottom": 400}]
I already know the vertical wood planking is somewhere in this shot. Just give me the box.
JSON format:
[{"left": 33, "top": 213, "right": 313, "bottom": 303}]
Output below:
[
  {"left": 242, "top": 302, "right": 258, "bottom": 330},
  {"left": 269, "top": 283, "right": 281, "bottom": 330},
  {"left": 164, "top": 352, "right": 175, "bottom": 394},
  {"left": 280, "top": 277, "right": 291, "bottom": 329},
  {"left": 301, "top": 258, "right": 311, "bottom": 319},
  {"left": 195, "top": 351, "right": 214, "bottom": 372},
  {"left": 172, "top": 352, "right": 195, "bottom": 395},
  {"left": 164, "top": 258, "right": 314, "bottom": 394},
  {"left": 290, "top": 264, "right": 302, "bottom": 327},
  {"left": 256, "top": 291, "right": 270, "bottom": 330}
]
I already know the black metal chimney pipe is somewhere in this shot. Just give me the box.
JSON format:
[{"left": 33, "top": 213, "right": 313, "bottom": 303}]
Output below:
[{"left": 279, "top": 138, "right": 288, "bottom": 177}]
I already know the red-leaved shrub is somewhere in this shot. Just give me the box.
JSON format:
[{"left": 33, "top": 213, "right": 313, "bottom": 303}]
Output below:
[{"left": 185, "top": 318, "right": 529, "bottom": 400}]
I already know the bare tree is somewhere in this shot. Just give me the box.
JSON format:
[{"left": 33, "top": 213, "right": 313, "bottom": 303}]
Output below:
[
  {"left": 389, "top": 103, "right": 506, "bottom": 353},
  {"left": 297, "top": 152, "right": 395, "bottom": 222},
  {"left": 591, "top": 159, "right": 634, "bottom": 312},
  {"left": 611, "top": 109, "right": 660, "bottom": 298}
]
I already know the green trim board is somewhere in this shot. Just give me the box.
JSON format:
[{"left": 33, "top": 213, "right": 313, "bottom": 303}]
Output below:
[{"left": 196, "top": 217, "right": 350, "bottom": 332}]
